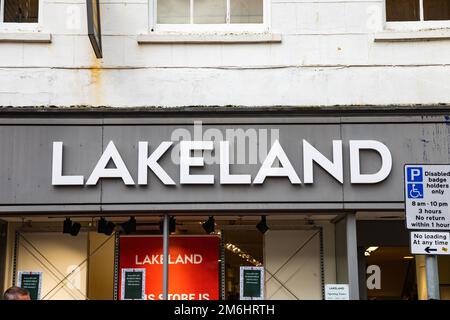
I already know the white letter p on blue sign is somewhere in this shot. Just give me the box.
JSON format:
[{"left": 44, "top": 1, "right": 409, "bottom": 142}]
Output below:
[{"left": 407, "top": 167, "right": 423, "bottom": 182}]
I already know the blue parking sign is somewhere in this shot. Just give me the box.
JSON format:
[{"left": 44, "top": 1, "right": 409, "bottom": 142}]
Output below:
[
  {"left": 407, "top": 183, "right": 423, "bottom": 199},
  {"left": 407, "top": 167, "right": 423, "bottom": 183}
]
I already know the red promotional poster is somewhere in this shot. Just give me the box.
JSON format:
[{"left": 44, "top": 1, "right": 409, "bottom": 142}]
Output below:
[{"left": 118, "top": 235, "right": 220, "bottom": 300}]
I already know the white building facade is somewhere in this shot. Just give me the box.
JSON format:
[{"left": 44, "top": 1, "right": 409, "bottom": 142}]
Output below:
[
  {"left": 0, "top": 0, "right": 450, "bottom": 107},
  {"left": 1, "top": 1, "right": 450, "bottom": 301}
]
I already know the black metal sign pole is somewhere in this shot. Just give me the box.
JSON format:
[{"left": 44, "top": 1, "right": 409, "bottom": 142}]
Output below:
[
  {"left": 86, "top": 0, "right": 102, "bottom": 58},
  {"left": 162, "top": 215, "right": 169, "bottom": 300}
]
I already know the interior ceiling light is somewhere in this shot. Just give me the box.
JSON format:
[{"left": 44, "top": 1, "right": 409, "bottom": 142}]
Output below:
[
  {"left": 256, "top": 216, "right": 269, "bottom": 234},
  {"left": 98, "top": 217, "right": 116, "bottom": 236},
  {"left": 63, "top": 218, "right": 81, "bottom": 237},
  {"left": 202, "top": 216, "right": 215, "bottom": 234},
  {"left": 121, "top": 216, "right": 137, "bottom": 235},
  {"left": 225, "top": 242, "right": 262, "bottom": 267},
  {"left": 364, "top": 246, "right": 379, "bottom": 257}
]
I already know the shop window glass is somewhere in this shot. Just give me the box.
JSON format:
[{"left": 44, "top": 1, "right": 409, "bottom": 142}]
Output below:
[
  {"left": 2, "top": 0, "right": 39, "bottom": 23},
  {"left": 365, "top": 247, "right": 418, "bottom": 300},
  {"left": 223, "top": 228, "right": 263, "bottom": 299}
]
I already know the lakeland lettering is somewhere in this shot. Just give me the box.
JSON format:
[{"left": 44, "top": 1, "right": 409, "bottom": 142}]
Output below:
[
  {"left": 51, "top": 139, "right": 392, "bottom": 186},
  {"left": 135, "top": 254, "right": 203, "bottom": 265}
]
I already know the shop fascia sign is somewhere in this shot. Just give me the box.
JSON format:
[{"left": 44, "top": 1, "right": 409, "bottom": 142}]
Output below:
[{"left": 51, "top": 139, "right": 392, "bottom": 186}]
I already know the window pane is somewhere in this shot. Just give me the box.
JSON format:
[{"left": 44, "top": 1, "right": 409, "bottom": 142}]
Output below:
[
  {"left": 3, "top": 0, "right": 39, "bottom": 23},
  {"left": 231, "top": 0, "right": 263, "bottom": 23},
  {"left": 194, "top": 0, "right": 226, "bottom": 24},
  {"left": 157, "top": 0, "right": 190, "bottom": 24},
  {"left": 386, "top": 0, "right": 420, "bottom": 21},
  {"left": 424, "top": 0, "right": 450, "bottom": 20}
]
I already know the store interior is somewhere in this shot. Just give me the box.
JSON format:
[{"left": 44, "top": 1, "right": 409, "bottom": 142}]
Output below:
[{"left": 0, "top": 213, "right": 449, "bottom": 300}]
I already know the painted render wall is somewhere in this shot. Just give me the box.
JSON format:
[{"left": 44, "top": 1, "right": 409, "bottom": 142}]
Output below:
[{"left": 0, "top": 0, "right": 450, "bottom": 107}]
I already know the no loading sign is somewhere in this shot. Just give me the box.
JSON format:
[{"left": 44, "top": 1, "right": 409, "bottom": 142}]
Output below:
[{"left": 410, "top": 231, "right": 450, "bottom": 255}]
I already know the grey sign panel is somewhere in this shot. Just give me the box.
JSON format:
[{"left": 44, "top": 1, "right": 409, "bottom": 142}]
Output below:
[
  {"left": 0, "top": 116, "right": 448, "bottom": 213},
  {"left": 341, "top": 123, "right": 450, "bottom": 203},
  {"left": 0, "top": 126, "right": 102, "bottom": 205}
]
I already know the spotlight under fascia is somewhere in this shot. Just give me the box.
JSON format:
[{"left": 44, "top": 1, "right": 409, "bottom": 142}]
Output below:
[
  {"left": 105, "top": 221, "right": 116, "bottom": 236},
  {"left": 70, "top": 222, "right": 81, "bottom": 236},
  {"left": 121, "top": 217, "right": 137, "bottom": 234},
  {"left": 159, "top": 217, "right": 176, "bottom": 234},
  {"left": 256, "top": 216, "right": 269, "bottom": 234},
  {"left": 202, "top": 216, "right": 215, "bottom": 234},
  {"left": 98, "top": 217, "right": 116, "bottom": 236},
  {"left": 63, "top": 218, "right": 81, "bottom": 236},
  {"left": 63, "top": 218, "right": 72, "bottom": 234},
  {"left": 170, "top": 217, "right": 176, "bottom": 233},
  {"left": 98, "top": 217, "right": 106, "bottom": 233}
]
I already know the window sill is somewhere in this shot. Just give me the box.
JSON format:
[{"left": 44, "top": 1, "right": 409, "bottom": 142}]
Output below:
[
  {"left": 137, "top": 33, "right": 282, "bottom": 44},
  {"left": 374, "top": 29, "right": 450, "bottom": 42},
  {"left": 0, "top": 32, "right": 51, "bottom": 43}
]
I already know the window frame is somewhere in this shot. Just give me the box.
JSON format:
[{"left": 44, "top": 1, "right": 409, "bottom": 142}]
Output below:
[
  {"left": 0, "top": 0, "right": 43, "bottom": 32},
  {"left": 149, "top": 0, "right": 270, "bottom": 33},
  {"left": 385, "top": 0, "right": 450, "bottom": 31}
]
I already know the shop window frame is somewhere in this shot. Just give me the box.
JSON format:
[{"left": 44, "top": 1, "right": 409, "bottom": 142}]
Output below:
[
  {"left": 0, "top": 0, "right": 43, "bottom": 32},
  {"left": 149, "top": 0, "right": 270, "bottom": 33},
  {"left": 385, "top": 0, "right": 450, "bottom": 31}
]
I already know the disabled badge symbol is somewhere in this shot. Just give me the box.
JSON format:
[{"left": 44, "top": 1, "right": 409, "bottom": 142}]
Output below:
[{"left": 407, "top": 183, "right": 423, "bottom": 199}]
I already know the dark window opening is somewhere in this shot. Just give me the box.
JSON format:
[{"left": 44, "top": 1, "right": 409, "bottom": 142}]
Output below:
[
  {"left": 3, "top": 0, "right": 39, "bottom": 23},
  {"left": 386, "top": 0, "right": 450, "bottom": 22},
  {"left": 386, "top": 0, "right": 420, "bottom": 22},
  {"left": 423, "top": 0, "right": 450, "bottom": 21}
]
